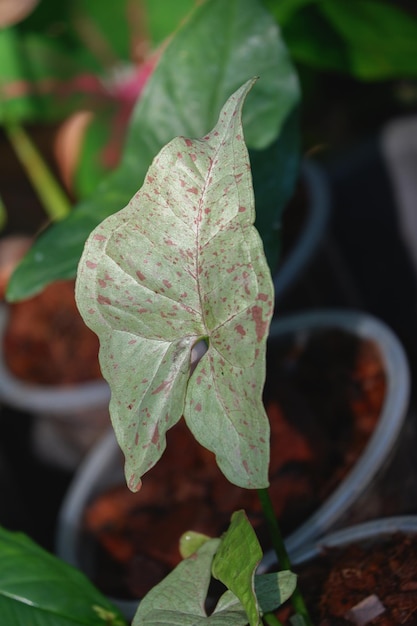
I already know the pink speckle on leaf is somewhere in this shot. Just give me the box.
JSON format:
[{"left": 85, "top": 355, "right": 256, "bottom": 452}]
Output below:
[
  {"left": 251, "top": 305, "right": 268, "bottom": 342},
  {"left": 151, "top": 380, "right": 170, "bottom": 395},
  {"left": 136, "top": 270, "right": 146, "bottom": 281},
  {"left": 235, "top": 324, "right": 246, "bottom": 336},
  {"left": 98, "top": 294, "right": 111, "bottom": 305},
  {"left": 151, "top": 424, "right": 160, "bottom": 446},
  {"left": 86, "top": 260, "right": 97, "bottom": 269}
]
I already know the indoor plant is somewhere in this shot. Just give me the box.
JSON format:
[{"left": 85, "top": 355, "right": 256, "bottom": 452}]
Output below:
[
  {"left": 0, "top": 78, "right": 309, "bottom": 626},
  {"left": 0, "top": 2, "right": 412, "bottom": 623},
  {"left": 0, "top": 66, "right": 412, "bottom": 626},
  {"left": 73, "top": 75, "right": 311, "bottom": 626}
]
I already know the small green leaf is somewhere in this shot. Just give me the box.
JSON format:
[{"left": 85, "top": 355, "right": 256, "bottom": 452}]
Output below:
[
  {"left": 133, "top": 538, "right": 251, "bottom": 626},
  {"left": 255, "top": 571, "right": 297, "bottom": 613},
  {"left": 0, "top": 526, "right": 126, "bottom": 625},
  {"left": 76, "top": 78, "right": 273, "bottom": 490},
  {"left": 180, "top": 531, "right": 212, "bottom": 559},
  {"left": 212, "top": 511, "right": 262, "bottom": 626}
]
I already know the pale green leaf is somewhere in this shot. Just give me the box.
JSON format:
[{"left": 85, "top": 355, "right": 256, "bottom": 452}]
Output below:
[
  {"left": 0, "top": 526, "right": 126, "bottom": 626},
  {"left": 212, "top": 511, "right": 262, "bottom": 626},
  {"left": 76, "top": 79, "right": 273, "bottom": 490}
]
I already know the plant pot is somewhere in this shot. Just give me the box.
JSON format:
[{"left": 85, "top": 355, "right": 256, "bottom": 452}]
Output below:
[
  {"left": 0, "top": 282, "right": 111, "bottom": 470},
  {"left": 273, "top": 516, "right": 417, "bottom": 624},
  {"left": 55, "top": 308, "right": 409, "bottom": 620},
  {"left": 265, "top": 309, "right": 410, "bottom": 557}
]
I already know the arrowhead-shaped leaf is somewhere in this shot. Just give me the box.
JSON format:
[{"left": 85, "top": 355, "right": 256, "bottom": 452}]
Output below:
[
  {"left": 76, "top": 79, "right": 273, "bottom": 490},
  {"left": 0, "top": 526, "right": 126, "bottom": 626}
]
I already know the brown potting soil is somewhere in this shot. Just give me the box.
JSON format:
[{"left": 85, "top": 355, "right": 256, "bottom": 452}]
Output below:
[
  {"left": 276, "top": 532, "right": 417, "bottom": 625},
  {"left": 81, "top": 327, "right": 386, "bottom": 600},
  {"left": 3, "top": 279, "right": 102, "bottom": 385}
]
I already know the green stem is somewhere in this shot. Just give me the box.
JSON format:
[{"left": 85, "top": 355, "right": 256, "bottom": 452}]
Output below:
[
  {"left": 263, "top": 611, "right": 284, "bottom": 625},
  {"left": 4, "top": 123, "right": 71, "bottom": 221},
  {"left": 257, "top": 488, "right": 314, "bottom": 626}
]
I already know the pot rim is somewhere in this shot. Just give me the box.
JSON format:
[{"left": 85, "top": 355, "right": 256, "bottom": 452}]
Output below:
[{"left": 289, "top": 515, "right": 417, "bottom": 566}]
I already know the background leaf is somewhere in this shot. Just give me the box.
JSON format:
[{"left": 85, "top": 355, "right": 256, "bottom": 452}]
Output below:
[
  {"left": 76, "top": 79, "right": 273, "bottom": 490},
  {"left": 7, "top": 0, "right": 300, "bottom": 301},
  {"left": 264, "top": 0, "right": 417, "bottom": 80},
  {"left": 0, "top": 526, "right": 126, "bottom": 626},
  {"left": 0, "top": 0, "right": 142, "bottom": 124}
]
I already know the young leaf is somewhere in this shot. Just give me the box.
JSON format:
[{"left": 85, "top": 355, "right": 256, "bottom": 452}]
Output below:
[
  {"left": 212, "top": 511, "right": 262, "bottom": 626},
  {"left": 76, "top": 78, "right": 274, "bottom": 490},
  {"left": 180, "top": 531, "right": 212, "bottom": 559},
  {"left": 132, "top": 538, "right": 249, "bottom": 626},
  {"left": 0, "top": 526, "right": 126, "bottom": 626}
]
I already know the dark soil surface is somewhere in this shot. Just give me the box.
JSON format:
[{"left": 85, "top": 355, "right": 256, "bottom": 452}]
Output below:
[{"left": 277, "top": 533, "right": 417, "bottom": 625}]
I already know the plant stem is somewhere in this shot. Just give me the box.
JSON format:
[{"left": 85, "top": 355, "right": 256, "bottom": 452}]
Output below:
[
  {"left": 257, "top": 488, "right": 314, "bottom": 626},
  {"left": 263, "top": 612, "right": 284, "bottom": 625},
  {"left": 4, "top": 123, "right": 71, "bottom": 221}
]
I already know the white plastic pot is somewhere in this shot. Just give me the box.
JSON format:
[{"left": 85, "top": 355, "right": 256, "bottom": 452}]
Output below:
[
  {"left": 267, "top": 309, "right": 410, "bottom": 558},
  {"left": 56, "top": 308, "right": 410, "bottom": 620},
  {"left": 0, "top": 305, "right": 111, "bottom": 469}
]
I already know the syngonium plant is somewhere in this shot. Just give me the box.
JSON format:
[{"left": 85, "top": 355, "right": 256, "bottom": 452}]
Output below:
[
  {"left": 0, "top": 81, "right": 308, "bottom": 626},
  {"left": 75, "top": 79, "right": 312, "bottom": 625}
]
